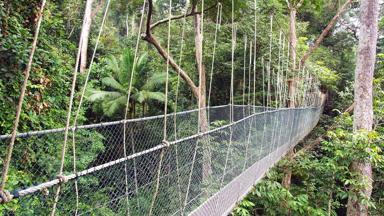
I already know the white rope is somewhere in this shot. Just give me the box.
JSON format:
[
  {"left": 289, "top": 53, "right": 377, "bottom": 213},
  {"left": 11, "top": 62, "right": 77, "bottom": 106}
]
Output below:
[
  {"left": 253, "top": 0, "right": 258, "bottom": 112},
  {"left": 220, "top": 0, "right": 237, "bottom": 187},
  {"left": 248, "top": 41, "right": 252, "bottom": 111},
  {"left": 51, "top": 1, "right": 89, "bottom": 214},
  {"left": 148, "top": 0, "right": 173, "bottom": 214},
  {"left": 70, "top": 1, "right": 111, "bottom": 214},
  {"left": 207, "top": 3, "right": 222, "bottom": 125},
  {"left": 243, "top": 36, "right": 248, "bottom": 116},
  {"left": 183, "top": 0, "right": 207, "bottom": 213},
  {"left": 267, "top": 14, "right": 273, "bottom": 110},
  {"left": 277, "top": 31, "right": 283, "bottom": 107},
  {"left": 248, "top": 41, "right": 253, "bottom": 113},
  {"left": 173, "top": 0, "right": 190, "bottom": 211},
  {"left": 262, "top": 57, "right": 265, "bottom": 106},
  {"left": 121, "top": 0, "right": 147, "bottom": 213}
]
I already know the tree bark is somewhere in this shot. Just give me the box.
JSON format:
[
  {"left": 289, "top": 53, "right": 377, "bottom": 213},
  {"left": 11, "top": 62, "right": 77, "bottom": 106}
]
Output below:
[
  {"left": 282, "top": 1, "right": 300, "bottom": 189},
  {"left": 143, "top": 0, "right": 212, "bottom": 179},
  {"left": 289, "top": 8, "right": 297, "bottom": 69},
  {"left": 300, "top": 0, "right": 353, "bottom": 66},
  {"left": 193, "top": 11, "right": 211, "bottom": 179},
  {"left": 347, "top": 0, "right": 378, "bottom": 215},
  {"left": 282, "top": 79, "right": 296, "bottom": 189},
  {"left": 79, "top": 0, "right": 94, "bottom": 73}
]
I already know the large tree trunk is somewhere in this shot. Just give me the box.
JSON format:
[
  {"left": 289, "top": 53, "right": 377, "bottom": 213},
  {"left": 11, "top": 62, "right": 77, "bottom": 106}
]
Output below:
[{"left": 346, "top": 0, "right": 378, "bottom": 215}]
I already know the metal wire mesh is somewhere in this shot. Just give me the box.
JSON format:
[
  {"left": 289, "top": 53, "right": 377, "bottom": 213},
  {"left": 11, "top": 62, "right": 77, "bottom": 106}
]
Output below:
[{"left": 0, "top": 105, "right": 321, "bottom": 215}]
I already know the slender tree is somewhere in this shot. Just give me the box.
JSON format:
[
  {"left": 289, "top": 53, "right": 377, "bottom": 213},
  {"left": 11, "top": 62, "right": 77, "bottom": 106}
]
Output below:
[
  {"left": 282, "top": 0, "right": 304, "bottom": 189},
  {"left": 347, "top": 0, "right": 379, "bottom": 215},
  {"left": 79, "top": 0, "right": 94, "bottom": 73},
  {"left": 143, "top": 0, "right": 217, "bottom": 179},
  {"left": 79, "top": 0, "right": 105, "bottom": 73}
]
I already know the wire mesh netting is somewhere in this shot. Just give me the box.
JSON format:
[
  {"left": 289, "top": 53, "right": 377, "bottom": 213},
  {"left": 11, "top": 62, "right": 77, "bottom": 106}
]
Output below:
[{"left": 0, "top": 105, "right": 321, "bottom": 215}]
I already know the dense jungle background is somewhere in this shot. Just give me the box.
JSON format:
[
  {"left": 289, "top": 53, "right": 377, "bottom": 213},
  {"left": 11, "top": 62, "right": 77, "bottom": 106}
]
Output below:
[{"left": 0, "top": 0, "right": 383, "bottom": 215}]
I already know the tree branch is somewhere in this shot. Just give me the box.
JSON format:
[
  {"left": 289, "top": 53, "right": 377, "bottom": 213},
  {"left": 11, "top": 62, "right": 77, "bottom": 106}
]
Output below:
[
  {"left": 285, "top": 0, "right": 291, "bottom": 9},
  {"left": 143, "top": 0, "right": 199, "bottom": 98},
  {"left": 292, "top": 102, "right": 355, "bottom": 160},
  {"left": 150, "top": 3, "right": 217, "bottom": 30},
  {"left": 296, "top": 0, "right": 305, "bottom": 9},
  {"left": 300, "top": 0, "right": 353, "bottom": 66}
]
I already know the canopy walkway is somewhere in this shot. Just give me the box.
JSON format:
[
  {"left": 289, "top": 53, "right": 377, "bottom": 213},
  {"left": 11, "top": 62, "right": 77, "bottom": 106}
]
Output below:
[
  {"left": 0, "top": 105, "right": 322, "bottom": 215},
  {"left": 0, "top": 0, "right": 325, "bottom": 215}
]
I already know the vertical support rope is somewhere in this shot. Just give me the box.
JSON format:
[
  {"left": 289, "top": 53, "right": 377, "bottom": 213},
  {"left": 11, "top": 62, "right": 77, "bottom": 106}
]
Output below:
[
  {"left": 262, "top": 57, "right": 265, "bottom": 107},
  {"left": 122, "top": 0, "right": 147, "bottom": 213},
  {"left": 0, "top": 0, "right": 47, "bottom": 192},
  {"left": 220, "top": 0, "right": 236, "bottom": 188},
  {"left": 277, "top": 31, "right": 283, "bottom": 107},
  {"left": 253, "top": 0, "right": 257, "bottom": 112},
  {"left": 285, "top": 39, "right": 290, "bottom": 107},
  {"left": 70, "top": 1, "right": 111, "bottom": 214},
  {"left": 173, "top": 0, "right": 190, "bottom": 211},
  {"left": 267, "top": 14, "right": 273, "bottom": 109},
  {"left": 50, "top": 0, "right": 90, "bottom": 213},
  {"left": 208, "top": 3, "right": 222, "bottom": 124},
  {"left": 248, "top": 41, "right": 253, "bottom": 113},
  {"left": 183, "top": 0, "right": 206, "bottom": 213},
  {"left": 243, "top": 36, "right": 248, "bottom": 116},
  {"left": 244, "top": 0, "right": 257, "bottom": 167},
  {"left": 148, "top": 0, "right": 172, "bottom": 214}
]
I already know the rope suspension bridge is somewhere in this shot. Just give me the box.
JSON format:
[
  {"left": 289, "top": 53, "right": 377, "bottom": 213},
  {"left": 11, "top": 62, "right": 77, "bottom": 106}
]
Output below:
[{"left": 0, "top": 0, "right": 325, "bottom": 215}]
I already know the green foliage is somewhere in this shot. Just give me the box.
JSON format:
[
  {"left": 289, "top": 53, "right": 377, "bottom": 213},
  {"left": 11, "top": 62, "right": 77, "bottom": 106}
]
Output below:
[{"left": 87, "top": 49, "right": 166, "bottom": 118}]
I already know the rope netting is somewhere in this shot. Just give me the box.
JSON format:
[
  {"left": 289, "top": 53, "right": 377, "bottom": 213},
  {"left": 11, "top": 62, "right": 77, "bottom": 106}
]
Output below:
[
  {"left": 0, "top": 104, "right": 322, "bottom": 215},
  {"left": 0, "top": 0, "right": 326, "bottom": 215}
]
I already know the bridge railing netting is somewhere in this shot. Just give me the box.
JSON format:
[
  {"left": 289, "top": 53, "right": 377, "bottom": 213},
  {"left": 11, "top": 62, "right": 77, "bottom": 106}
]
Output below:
[{"left": 0, "top": 105, "right": 321, "bottom": 215}]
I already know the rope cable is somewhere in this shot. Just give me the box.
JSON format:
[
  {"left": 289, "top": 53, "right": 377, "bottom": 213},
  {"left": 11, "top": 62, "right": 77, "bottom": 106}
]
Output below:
[
  {"left": 243, "top": 36, "right": 248, "bottom": 116},
  {"left": 148, "top": 0, "right": 173, "bottom": 214},
  {"left": 50, "top": 0, "right": 92, "bottom": 213},
  {"left": 0, "top": 0, "right": 47, "bottom": 194},
  {"left": 208, "top": 3, "right": 222, "bottom": 124},
  {"left": 253, "top": 0, "right": 258, "bottom": 112},
  {"left": 121, "top": 0, "right": 147, "bottom": 212},
  {"left": 69, "top": 1, "right": 111, "bottom": 214},
  {"left": 220, "top": 0, "right": 236, "bottom": 187},
  {"left": 173, "top": 0, "right": 190, "bottom": 211}
]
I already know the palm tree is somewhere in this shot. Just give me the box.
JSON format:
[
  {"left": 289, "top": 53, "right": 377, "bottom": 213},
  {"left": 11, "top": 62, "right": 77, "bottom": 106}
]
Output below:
[{"left": 87, "top": 49, "right": 166, "bottom": 118}]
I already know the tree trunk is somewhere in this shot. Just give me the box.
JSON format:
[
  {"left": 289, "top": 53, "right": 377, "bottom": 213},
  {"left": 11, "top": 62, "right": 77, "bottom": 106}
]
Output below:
[
  {"left": 193, "top": 12, "right": 211, "bottom": 179},
  {"left": 289, "top": 7, "right": 297, "bottom": 70},
  {"left": 143, "top": 0, "right": 212, "bottom": 180},
  {"left": 79, "top": 0, "right": 94, "bottom": 73},
  {"left": 282, "top": 5, "right": 298, "bottom": 190},
  {"left": 347, "top": 0, "right": 378, "bottom": 215},
  {"left": 282, "top": 79, "right": 296, "bottom": 189}
]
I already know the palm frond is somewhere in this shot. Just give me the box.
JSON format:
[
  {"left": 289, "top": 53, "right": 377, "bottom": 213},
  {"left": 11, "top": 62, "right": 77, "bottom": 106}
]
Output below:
[
  {"left": 106, "top": 55, "right": 120, "bottom": 77},
  {"left": 102, "top": 77, "right": 126, "bottom": 93},
  {"left": 143, "top": 72, "right": 166, "bottom": 90},
  {"left": 87, "top": 90, "right": 122, "bottom": 102},
  {"left": 103, "top": 95, "right": 127, "bottom": 117}
]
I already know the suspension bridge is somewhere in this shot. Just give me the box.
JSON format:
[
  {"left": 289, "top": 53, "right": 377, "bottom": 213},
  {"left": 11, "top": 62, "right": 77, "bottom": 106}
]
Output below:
[{"left": 0, "top": 0, "right": 324, "bottom": 215}]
